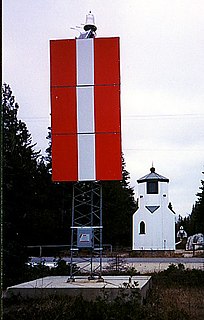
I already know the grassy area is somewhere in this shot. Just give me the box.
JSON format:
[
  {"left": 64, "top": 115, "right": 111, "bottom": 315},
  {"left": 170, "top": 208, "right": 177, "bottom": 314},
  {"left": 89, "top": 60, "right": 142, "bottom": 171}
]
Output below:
[
  {"left": 147, "top": 287, "right": 204, "bottom": 320},
  {"left": 3, "top": 265, "right": 204, "bottom": 320}
]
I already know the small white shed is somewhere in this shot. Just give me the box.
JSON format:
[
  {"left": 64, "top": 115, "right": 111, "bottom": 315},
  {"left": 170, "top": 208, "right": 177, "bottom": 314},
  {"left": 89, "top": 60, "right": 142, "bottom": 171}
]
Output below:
[{"left": 132, "top": 167, "right": 175, "bottom": 251}]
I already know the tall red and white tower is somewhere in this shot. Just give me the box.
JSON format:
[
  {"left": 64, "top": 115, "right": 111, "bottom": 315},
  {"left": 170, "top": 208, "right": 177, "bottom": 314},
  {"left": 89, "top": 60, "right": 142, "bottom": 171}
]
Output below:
[
  {"left": 50, "top": 12, "right": 121, "bottom": 280},
  {"left": 50, "top": 12, "right": 121, "bottom": 182}
]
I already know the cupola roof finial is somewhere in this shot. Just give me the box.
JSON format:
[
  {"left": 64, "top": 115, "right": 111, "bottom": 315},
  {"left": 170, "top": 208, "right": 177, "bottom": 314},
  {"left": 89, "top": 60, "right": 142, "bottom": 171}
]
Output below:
[{"left": 150, "top": 164, "right": 155, "bottom": 173}]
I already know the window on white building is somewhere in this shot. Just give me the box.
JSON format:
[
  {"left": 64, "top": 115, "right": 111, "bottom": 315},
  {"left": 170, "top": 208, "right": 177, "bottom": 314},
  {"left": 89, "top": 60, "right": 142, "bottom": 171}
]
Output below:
[
  {"left": 147, "top": 181, "right": 158, "bottom": 194},
  {"left": 139, "top": 221, "right": 145, "bottom": 234}
]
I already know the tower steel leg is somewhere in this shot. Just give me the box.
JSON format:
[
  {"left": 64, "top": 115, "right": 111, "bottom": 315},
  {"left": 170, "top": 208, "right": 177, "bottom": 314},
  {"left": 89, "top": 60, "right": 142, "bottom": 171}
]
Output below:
[
  {"left": 69, "top": 186, "right": 75, "bottom": 281},
  {"left": 99, "top": 184, "right": 103, "bottom": 278}
]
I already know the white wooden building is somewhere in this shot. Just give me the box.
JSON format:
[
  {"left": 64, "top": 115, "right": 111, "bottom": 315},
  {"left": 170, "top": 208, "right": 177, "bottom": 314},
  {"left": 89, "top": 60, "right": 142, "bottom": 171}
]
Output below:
[{"left": 132, "top": 167, "right": 175, "bottom": 251}]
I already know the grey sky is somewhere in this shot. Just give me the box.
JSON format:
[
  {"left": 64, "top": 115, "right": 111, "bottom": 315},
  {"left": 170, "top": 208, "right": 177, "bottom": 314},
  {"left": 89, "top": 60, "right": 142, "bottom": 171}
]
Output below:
[{"left": 3, "top": 0, "right": 204, "bottom": 217}]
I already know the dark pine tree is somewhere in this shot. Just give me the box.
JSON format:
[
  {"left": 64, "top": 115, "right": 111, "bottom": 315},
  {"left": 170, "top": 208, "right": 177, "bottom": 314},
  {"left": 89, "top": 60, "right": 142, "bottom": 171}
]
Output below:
[
  {"left": 190, "top": 172, "right": 204, "bottom": 234},
  {"left": 3, "top": 83, "right": 40, "bottom": 286},
  {"left": 43, "top": 126, "right": 73, "bottom": 245},
  {"left": 3, "top": 85, "right": 73, "bottom": 286},
  {"left": 177, "top": 171, "right": 204, "bottom": 236},
  {"left": 18, "top": 127, "right": 73, "bottom": 246},
  {"left": 102, "top": 155, "right": 137, "bottom": 248}
]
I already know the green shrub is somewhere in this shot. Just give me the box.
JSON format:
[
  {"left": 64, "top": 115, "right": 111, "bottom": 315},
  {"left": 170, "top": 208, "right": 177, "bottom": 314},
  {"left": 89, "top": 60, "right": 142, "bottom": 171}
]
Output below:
[{"left": 153, "top": 264, "right": 204, "bottom": 288}]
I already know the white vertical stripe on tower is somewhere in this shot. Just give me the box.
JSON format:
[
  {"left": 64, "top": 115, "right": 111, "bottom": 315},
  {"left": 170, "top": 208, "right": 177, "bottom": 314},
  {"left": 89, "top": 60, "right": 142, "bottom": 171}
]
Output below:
[
  {"left": 76, "top": 39, "right": 94, "bottom": 85},
  {"left": 76, "top": 86, "right": 95, "bottom": 133},
  {"left": 78, "top": 134, "right": 96, "bottom": 181},
  {"left": 76, "top": 38, "right": 95, "bottom": 181}
]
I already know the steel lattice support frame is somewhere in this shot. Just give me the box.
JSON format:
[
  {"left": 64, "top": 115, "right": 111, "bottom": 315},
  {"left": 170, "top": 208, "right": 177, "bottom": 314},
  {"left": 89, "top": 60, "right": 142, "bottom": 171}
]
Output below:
[{"left": 68, "top": 181, "right": 103, "bottom": 281}]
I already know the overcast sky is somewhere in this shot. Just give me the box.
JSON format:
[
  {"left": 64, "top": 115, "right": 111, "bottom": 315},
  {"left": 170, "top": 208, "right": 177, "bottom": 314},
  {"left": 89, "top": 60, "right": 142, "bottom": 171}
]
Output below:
[{"left": 3, "top": 0, "right": 204, "bottom": 218}]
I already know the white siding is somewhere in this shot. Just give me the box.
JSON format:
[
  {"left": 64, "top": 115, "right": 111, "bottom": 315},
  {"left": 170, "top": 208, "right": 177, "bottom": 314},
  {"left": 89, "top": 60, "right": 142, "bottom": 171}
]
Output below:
[{"left": 133, "top": 180, "right": 175, "bottom": 250}]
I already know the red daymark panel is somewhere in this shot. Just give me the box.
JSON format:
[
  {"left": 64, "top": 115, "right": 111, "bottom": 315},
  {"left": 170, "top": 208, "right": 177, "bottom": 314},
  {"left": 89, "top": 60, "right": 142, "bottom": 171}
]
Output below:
[
  {"left": 50, "top": 39, "right": 76, "bottom": 87},
  {"left": 94, "top": 37, "right": 120, "bottom": 85},
  {"left": 50, "top": 37, "right": 121, "bottom": 182},
  {"left": 51, "top": 87, "right": 77, "bottom": 134},
  {"left": 94, "top": 85, "right": 121, "bottom": 133},
  {"left": 95, "top": 133, "right": 122, "bottom": 181},
  {"left": 52, "top": 135, "right": 78, "bottom": 181}
]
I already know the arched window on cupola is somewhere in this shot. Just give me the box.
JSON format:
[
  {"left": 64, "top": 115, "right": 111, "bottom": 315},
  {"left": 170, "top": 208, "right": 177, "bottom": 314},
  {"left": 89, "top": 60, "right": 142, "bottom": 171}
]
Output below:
[{"left": 139, "top": 221, "right": 146, "bottom": 234}]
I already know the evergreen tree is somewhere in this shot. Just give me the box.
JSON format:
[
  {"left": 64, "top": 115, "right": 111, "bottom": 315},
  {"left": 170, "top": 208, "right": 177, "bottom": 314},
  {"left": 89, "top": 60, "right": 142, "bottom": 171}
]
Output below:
[
  {"left": 2, "top": 84, "right": 73, "bottom": 286},
  {"left": 177, "top": 171, "right": 204, "bottom": 236},
  {"left": 3, "top": 83, "right": 40, "bottom": 286},
  {"left": 102, "top": 155, "right": 137, "bottom": 247},
  {"left": 190, "top": 172, "right": 204, "bottom": 234},
  {"left": 43, "top": 127, "right": 73, "bottom": 245}
]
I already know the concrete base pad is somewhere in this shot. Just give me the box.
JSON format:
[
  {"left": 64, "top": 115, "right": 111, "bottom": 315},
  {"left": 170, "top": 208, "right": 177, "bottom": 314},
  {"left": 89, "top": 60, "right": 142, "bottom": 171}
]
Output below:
[{"left": 5, "top": 275, "right": 152, "bottom": 302}]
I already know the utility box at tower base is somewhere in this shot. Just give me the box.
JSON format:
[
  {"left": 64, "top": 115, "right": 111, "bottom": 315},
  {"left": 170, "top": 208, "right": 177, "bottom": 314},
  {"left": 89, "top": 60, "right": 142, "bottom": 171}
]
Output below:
[{"left": 77, "top": 227, "right": 94, "bottom": 248}]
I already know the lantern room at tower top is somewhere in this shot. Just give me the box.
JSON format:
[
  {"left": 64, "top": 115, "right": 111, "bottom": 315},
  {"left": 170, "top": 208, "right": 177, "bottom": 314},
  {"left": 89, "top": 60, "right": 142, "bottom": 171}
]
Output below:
[{"left": 50, "top": 25, "right": 122, "bottom": 182}]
